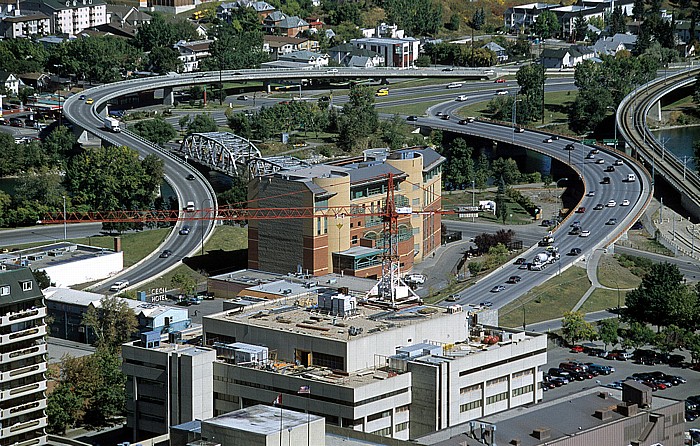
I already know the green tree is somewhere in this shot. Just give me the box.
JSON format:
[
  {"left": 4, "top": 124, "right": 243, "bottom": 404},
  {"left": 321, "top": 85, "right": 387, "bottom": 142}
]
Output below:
[
  {"left": 486, "top": 93, "right": 515, "bottom": 121},
  {"left": 491, "top": 158, "right": 521, "bottom": 185},
  {"left": 46, "top": 382, "right": 82, "bottom": 434},
  {"left": 687, "top": 332, "right": 700, "bottom": 364},
  {"left": 380, "top": 115, "right": 407, "bottom": 150},
  {"left": 597, "top": 318, "right": 619, "bottom": 349},
  {"left": 133, "top": 117, "right": 178, "bottom": 145},
  {"left": 485, "top": 243, "right": 509, "bottom": 269},
  {"left": 475, "top": 152, "right": 490, "bottom": 189},
  {"left": 203, "top": 19, "right": 267, "bottom": 70},
  {"left": 218, "top": 175, "right": 248, "bottom": 208},
  {"left": 171, "top": 273, "right": 197, "bottom": 294},
  {"left": 82, "top": 295, "right": 138, "bottom": 353},
  {"left": 610, "top": 6, "right": 627, "bottom": 35},
  {"left": 148, "top": 46, "right": 183, "bottom": 74},
  {"left": 471, "top": 8, "right": 486, "bottom": 31},
  {"left": 624, "top": 262, "right": 687, "bottom": 329},
  {"left": 516, "top": 63, "right": 546, "bottom": 122},
  {"left": 337, "top": 85, "right": 378, "bottom": 151},
  {"left": 495, "top": 176, "right": 508, "bottom": 223},
  {"left": 562, "top": 311, "right": 597, "bottom": 345},
  {"left": 383, "top": 0, "right": 443, "bottom": 36},
  {"left": 187, "top": 113, "right": 219, "bottom": 133},
  {"left": 58, "top": 36, "right": 143, "bottom": 83},
  {"left": 632, "top": 0, "right": 645, "bottom": 20},
  {"left": 82, "top": 350, "right": 127, "bottom": 426},
  {"left": 43, "top": 125, "right": 77, "bottom": 166},
  {"left": 444, "top": 138, "right": 475, "bottom": 188},
  {"left": 622, "top": 321, "right": 656, "bottom": 349},
  {"left": 32, "top": 269, "right": 53, "bottom": 289},
  {"left": 654, "top": 325, "right": 688, "bottom": 353},
  {"left": 532, "top": 10, "right": 560, "bottom": 38},
  {"left": 133, "top": 13, "right": 197, "bottom": 51},
  {"left": 573, "top": 15, "right": 588, "bottom": 42},
  {"left": 468, "top": 261, "right": 483, "bottom": 276}
]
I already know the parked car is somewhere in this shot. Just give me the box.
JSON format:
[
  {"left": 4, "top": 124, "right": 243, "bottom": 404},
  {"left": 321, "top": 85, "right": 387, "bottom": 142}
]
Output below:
[
  {"left": 587, "top": 363, "right": 614, "bottom": 375},
  {"left": 570, "top": 345, "right": 585, "bottom": 353}
]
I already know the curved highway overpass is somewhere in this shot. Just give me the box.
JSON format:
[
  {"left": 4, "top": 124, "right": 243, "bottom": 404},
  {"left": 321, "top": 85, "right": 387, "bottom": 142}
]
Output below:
[
  {"left": 62, "top": 68, "right": 650, "bottom": 303},
  {"left": 617, "top": 67, "right": 700, "bottom": 219}
]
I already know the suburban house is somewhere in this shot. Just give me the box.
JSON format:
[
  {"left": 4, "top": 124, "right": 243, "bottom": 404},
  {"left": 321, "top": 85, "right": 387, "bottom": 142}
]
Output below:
[
  {"left": 0, "top": 71, "right": 22, "bottom": 95},
  {"left": 0, "top": 9, "right": 51, "bottom": 38},
  {"left": 554, "top": 4, "right": 606, "bottom": 37},
  {"left": 263, "top": 11, "right": 309, "bottom": 37},
  {"left": 503, "top": 3, "right": 558, "bottom": 32},
  {"left": 482, "top": 42, "right": 508, "bottom": 63},
  {"left": 19, "top": 72, "right": 51, "bottom": 91},
  {"left": 592, "top": 33, "right": 637, "bottom": 56},
  {"left": 93, "top": 5, "right": 151, "bottom": 37},
  {"left": 22, "top": 0, "right": 108, "bottom": 35},
  {"left": 504, "top": 0, "right": 625, "bottom": 36},
  {"left": 174, "top": 39, "right": 213, "bottom": 72},
  {"left": 278, "top": 50, "right": 329, "bottom": 68},
  {"left": 328, "top": 42, "right": 383, "bottom": 67},
  {"left": 263, "top": 35, "right": 318, "bottom": 59},
  {"left": 541, "top": 45, "right": 594, "bottom": 68},
  {"left": 350, "top": 36, "right": 419, "bottom": 68},
  {"left": 217, "top": 0, "right": 275, "bottom": 23}
]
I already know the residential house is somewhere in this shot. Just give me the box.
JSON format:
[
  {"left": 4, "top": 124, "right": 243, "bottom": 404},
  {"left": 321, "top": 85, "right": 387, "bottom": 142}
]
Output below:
[
  {"left": 482, "top": 42, "right": 508, "bottom": 63},
  {"left": 553, "top": 4, "right": 606, "bottom": 38},
  {"left": 23, "top": 0, "right": 108, "bottom": 35},
  {"left": 328, "top": 42, "right": 383, "bottom": 67},
  {"left": 174, "top": 39, "right": 213, "bottom": 72},
  {"left": 139, "top": 0, "right": 199, "bottom": 15},
  {"left": 278, "top": 50, "right": 329, "bottom": 68},
  {"left": 263, "top": 11, "right": 308, "bottom": 37},
  {"left": 0, "top": 11, "right": 51, "bottom": 37},
  {"left": 580, "top": 0, "right": 635, "bottom": 15},
  {"left": 217, "top": 0, "right": 275, "bottom": 23},
  {"left": 306, "top": 17, "right": 324, "bottom": 32},
  {"left": 541, "top": 45, "right": 594, "bottom": 68},
  {"left": 0, "top": 71, "right": 21, "bottom": 95},
  {"left": 93, "top": 5, "right": 150, "bottom": 37},
  {"left": 503, "top": 3, "right": 558, "bottom": 32},
  {"left": 263, "top": 35, "right": 318, "bottom": 59},
  {"left": 350, "top": 36, "right": 419, "bottom": 68},
  {"left": 592, "top": 33, "right": 637, "bottom": 56},
  {"left": 674, "top": 20, "right": 700, "bottom": 44},
  {"left": 18, "top": 72, "right": 51, "bottom": 91}
]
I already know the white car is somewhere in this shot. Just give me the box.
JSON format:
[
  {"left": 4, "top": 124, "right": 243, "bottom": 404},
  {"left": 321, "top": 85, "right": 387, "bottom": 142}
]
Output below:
[
  {"left": 587, "top": 191, "right": 595, "bottom": 197},
  {"left": 579, "top": 230, "right": 591, "bottom": 237},
  {"left": 595, "top": 159, "right": 605, "bottom": 164},
  {"left": 405, "top": 274, "right": 426, "bottom": 284},
  {"left": 495, "top": 90, "right": 508, "bottom": 95},
  {"left": 456, "top": 95, "right": 469, "bottom": 101},
  {"left": 326, "top": 68, "right": 338, "bottom": 73},
  {"left": 621, "top": 199, "right": 630, "bottom": 206},
  {"left": 607, "top": 200, "right": 617, "bottom": 207},
  {"left": 109, "top": 280, "right": 130, "bottom": 292},
  {"left": 447, "top": 82, "right": 463, "bottom": 89},
  {"left": 614, "top": 159, "right": 624, "bottom": 166}
]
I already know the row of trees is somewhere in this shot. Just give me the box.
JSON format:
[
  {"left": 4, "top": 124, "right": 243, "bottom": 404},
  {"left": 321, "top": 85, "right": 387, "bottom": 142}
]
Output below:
[{"left": 562, "top": 262, "right": 700, "bottom": 361}]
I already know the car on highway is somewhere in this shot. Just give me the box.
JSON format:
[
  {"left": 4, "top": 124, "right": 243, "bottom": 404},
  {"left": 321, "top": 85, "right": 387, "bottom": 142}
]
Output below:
[
  {"left": 595, "top": 159, "right": 605, "bottom": 164},
  {"left": 594, "top": 203, "right": 604, "bottom": 210},
  {"left": 585, "top": 153, "right": 595, "bottom": 159},
  {"left": 109, "top": 280, "right": 129, "bottom": 292},
  {"left": 490, "top": 285, "right": 506, "bottom": 293},
  {"left": 515, "top": 127, "right": 525, "bottom": 133},
  {"left": 569, "top": 248, "right": 582, "bottom": 255},
  {"left": 565, "top": 143, "right": 575, "bottom": 150},
  {"left": 407, "top": 115, "right": 418, "bottom": 121},
  {"left": 579, "top": 230, "right": 591, "bottom": 237},
  {"left": 543, "top": 137, "right": 553, "bottom": 143},
  {"left": 9, "top": 117, "right": 23, "bottom": 127},
  {"left": 79, "top": 94, "right": 86, "bottom": 100},
  {"left": 441, "top": 67, "right": 454, "bottom": 72},
  {"left": 606, "top": 218, "right": 618, "bottom": 225},
  {"left": 446, "top": 82, "right": 463, "bottom": 89},
  {"left": 607, "top": 200, "right": 617, "bottom": 207},
  {"left": 160, "top": 249, "right": 173, "bottom": 258},
  {"left": 445, "top": 294, "right": 458, "bottom": 302},
  {"left": 576, "top": 207, "right": 586, "bottom": 213},
  {"left": 515, "top": 257, "right": 527, "bottom": 265},
  {"left": 621, "top": 199, "right": 630, "bottom": 206},
  {"left": 237, "top": 95, "right": 250, "bottom": 101},
  {"left": 440, "top": 114, "right": 450, "bottom": 120},
  {"left": 326, "top": 68, "right": 338, "bottom": 73},
  {"left": 458, "top": 119, "right": 470, "bottom": 125},
  {"left": 456, "top": 95, "right": 469, "bottom": 101},
  {"left": 601, "top": 177, "right": 611, "bottom": 184},
  {"left": 179, "top": 225, "right": 191, "bottom": 235},
  {"left": 507, "top": 275, "right": 521, "bottom": 284},
  {"left": 436, "top": 111, "right": 444, "bottom": 117},
  {"left": 494, "top": 78, "right": 506, "bottom": 83},
  {"left": 614, "top": 159, "right": 624, "bottom": 165},
  {"left": 480, "top": 301, "right": 493, "bottom": 307},
  {"left": 605, "top": 166, "right": 616, "bottom": 172},
  {"left": 85, "top": 98, "right": 94, "bottom": 104},
  {"left": 405, "top": 274, "right": 426, "bottom": 284},
  {"left": 589, "top": 149, "right": 600, "bottom": 154},
  {"left": 587, "top": 191, "right": 595, "bottom": 196},
  {"left": 375, "top": 88, "right": 389, "bottom": 97},
  {"left": 186, "top": 173, "right": 195, "bottom": 180},
  {"left": 495, "top": 89, "right": 508, "bottom": 95}
]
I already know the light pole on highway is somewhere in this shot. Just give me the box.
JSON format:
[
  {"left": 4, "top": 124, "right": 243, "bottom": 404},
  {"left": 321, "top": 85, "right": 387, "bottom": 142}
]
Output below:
[
  {"left": 511, "top": 97, "right": 522, "bottom": 144},
  {"left": 606, "top": 106, "right": 617, "bottom": 150},
  {"left": 200, "top": 198, "right": 212, "bottom": 256},
  {"left": 62, "top": 195, "right": 67, "bottom": 240},
  {"left": 471, "top": 180, "right": 476, "bottom": 223}
]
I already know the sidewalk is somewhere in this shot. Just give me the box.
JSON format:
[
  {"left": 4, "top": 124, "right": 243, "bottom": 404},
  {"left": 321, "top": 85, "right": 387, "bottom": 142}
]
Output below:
[{"left": 651, "top": 203, "right": 700, "bottom": 261}]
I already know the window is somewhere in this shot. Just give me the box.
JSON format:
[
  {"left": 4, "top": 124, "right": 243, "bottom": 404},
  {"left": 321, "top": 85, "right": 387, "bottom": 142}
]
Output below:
[
  {"left": 367, "top": 410, "right": 391, "bottom": 422},
  {"left": 512, "top": 384, "right": 534, "bottom": 397},
  {"left": 395, "top": 422, "right": 409, "bottom": 432},
  {"left": 371, "top": 427, "right": 392, "bottom": 437},
  {"left": 351, "top": 235, "right": 358, "bottom": 245},
  {"left": 0, "top": 285, "right": 9, "bottom": 296},
  {"left": 460, "top": 384, "right": 481, "bottom": 394},
  {"left": 486, "top": 392, "right": 508, "bottom": 405},
  {"left": 460, "top": 400, "right": 482, "bottom": 412},
  {"left": 21, "top": 281, "right": 32, "bottom": 292},
  {"left": 396, "top": 404, "right": 409, "bottom": 413},
  {"left": 486, "top": 376, "right": 508, "bottom": 387}
]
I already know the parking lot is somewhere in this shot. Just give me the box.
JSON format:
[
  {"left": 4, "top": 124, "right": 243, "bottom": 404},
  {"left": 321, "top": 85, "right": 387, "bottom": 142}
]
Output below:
[{"left": 543, "top": 340, "right": 700, "bottom": 429}]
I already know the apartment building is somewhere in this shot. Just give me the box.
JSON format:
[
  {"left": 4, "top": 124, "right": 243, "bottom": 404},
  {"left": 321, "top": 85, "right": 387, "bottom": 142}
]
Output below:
[
  {"left": 0, "top": 265, "right": 48, "bottom": 446},
  {"left": 350, "top": 37, "right": 419, "bottom": 68},
  {"left": 248, "top": 147, "right": 444, "bottom": 277},
  {"left": 23, "top": 0, "right": 107, "bottom": 35}
]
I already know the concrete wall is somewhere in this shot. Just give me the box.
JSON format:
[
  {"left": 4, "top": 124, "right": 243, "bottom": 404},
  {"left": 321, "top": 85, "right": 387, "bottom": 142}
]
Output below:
[{"left": 41, "top": 251, "right": 123, "bottom": 287}]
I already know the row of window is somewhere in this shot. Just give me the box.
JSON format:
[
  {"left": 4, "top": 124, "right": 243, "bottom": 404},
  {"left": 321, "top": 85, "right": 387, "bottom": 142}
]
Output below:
[
  {"left": 0, "top": 281, "right": 33, "bottom": 296},
  {"left": 367, "top": 409, "right": 391, "bottom": 422},
  {"left": 512, "top": 384, "right": 534, "bottom": 397},
  {"left": 460, "top": 384, "right": 481, "bottom": 395},
  {"left": 460, "top": 399, "right": 482, "bottom": 413},
  {"left": 486, "top": 376, "right": 508, "bottom": 387},
  {"left": 512, "top": 369, "right": 534, "bottom": 379},
  {"left": 486, "top": 392, "right": 508, "bottom": 405},
  {"left": 371, "top": 426, "right": 392, "bottom": 437}
]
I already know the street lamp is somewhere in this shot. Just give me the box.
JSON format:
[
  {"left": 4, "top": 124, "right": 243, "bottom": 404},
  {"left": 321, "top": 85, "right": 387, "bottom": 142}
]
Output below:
[
  {"left": 511, "top": 96, "right": 522, "bottom": 144},
  {"left": 471, "top": 180, "right": 476, "bottom": 223},
  {"left": 200, "top": 198, "right": 212, "bottom": 256},
  {"left": 62, "top": 195, "right": 67, "bottom": 240},
  {"left": 606, "top": 106, "right": 617, "bottom": 150}
]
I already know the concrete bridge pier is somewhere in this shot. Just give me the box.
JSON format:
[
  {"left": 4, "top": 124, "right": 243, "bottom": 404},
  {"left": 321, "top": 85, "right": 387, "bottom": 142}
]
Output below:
[
  {"left": 650, "top": 99, "right": 662, "bottom": 121},
  {"left": 680, "top": 192, "right": 700, "bottom": 220},
  {"left": 264, "top": 81, "right": 272, "bottom": 94},
  {"left": 161, "top": 87, "right": 174, "bottom": 106}
]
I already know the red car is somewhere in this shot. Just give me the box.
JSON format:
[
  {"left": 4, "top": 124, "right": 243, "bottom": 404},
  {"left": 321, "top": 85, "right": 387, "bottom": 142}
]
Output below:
[
  {"left": 570, "top": 345, "right": 585, "bottom": 353},
  {"left": 576, "top": 207, "right": 586, "bottom": 213},
  {"left": 494, "top": 78, "right": 506, "bottom": 83}
]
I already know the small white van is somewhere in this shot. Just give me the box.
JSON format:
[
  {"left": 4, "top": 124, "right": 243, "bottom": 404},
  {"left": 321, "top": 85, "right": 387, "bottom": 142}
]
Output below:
[
  {"left": 446, "top": 82, "right": 463, "bottom": 89},
  {"left": 627, "top": 173, "right": 636, "bottom": 182},
  {"left": 186, "top": 201, "right": 195, "bottom": 212}
]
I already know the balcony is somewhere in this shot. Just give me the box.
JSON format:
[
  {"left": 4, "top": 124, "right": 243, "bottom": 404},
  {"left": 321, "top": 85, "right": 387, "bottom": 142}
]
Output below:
[
  {"left": 0, "top": 399, "right": 46, "bottom": 420},
  {"left": 0, "top": 362, "right": 46, "bottom": 383},
  {"left": 0, "top": 416, "right": 47, "bottom": 439},
  {"left": 0, "top": 342, "right": 47, "bottom": 364},
  {"left": 0, "top": 325, "right": 46, "bottom": 344},
  {"left": 0, "top": 307, "right": 45, "bottom": 327},
  {"left": 0, "top": 380, "right": 47, "bottom": 401}
]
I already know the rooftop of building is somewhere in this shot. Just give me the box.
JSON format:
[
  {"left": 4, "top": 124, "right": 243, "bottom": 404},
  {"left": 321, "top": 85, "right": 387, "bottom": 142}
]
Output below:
[
  {"left": 0, "top": 242, "right": 118, "bottom": 270},
  {"left": 0, "top": 265, "right": 43, "bottom": 305},
  {"left": 418, "top": 386, "right": 681, "bottom": 446},
  {"left": 210, "top": 269, "right": 377, "bottom": 295},
  {"left": 204, "top": 404, "right": 323, "bottom": 434},
  {"left": 351, "top": 36, "right": 418, "bottom": 43},
  {"left": 132, "top": 340, "right": 214, "bottom": 357}
]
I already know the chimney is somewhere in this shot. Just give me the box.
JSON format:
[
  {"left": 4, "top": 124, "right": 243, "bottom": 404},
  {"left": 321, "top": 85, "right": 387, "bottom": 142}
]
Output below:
[
  {"left": 113, "top": 236, "right": 122, "bottom": 252},
  {"left": 532, "top": 427, "right": 551, "bottom": 440},
  {"left": 598, "top": 392, "right": 609, "bottom": 399},
  {"left": 594, "top": 409, "right": 613, "bottom": 420},
  {"left": 510, "top": 439, "right": 522, "bottom": 446},
  {"left": 617, "top": 402, "right": 639, "bottom": 417}
]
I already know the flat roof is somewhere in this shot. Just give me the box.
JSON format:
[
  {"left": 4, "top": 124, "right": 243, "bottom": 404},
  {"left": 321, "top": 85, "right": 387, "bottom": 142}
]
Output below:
[
  {"left": 242, "top": 279, "right": 316, "bottom": 297},
  {"left": 210, "top": 269, "right": 377, "bottom": 295},
  {"left": 0, "top": 242, "right": 118, "bottom": 270},
  {"left": 203, "top": 404, "right": 323, "bottom": 434}
]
